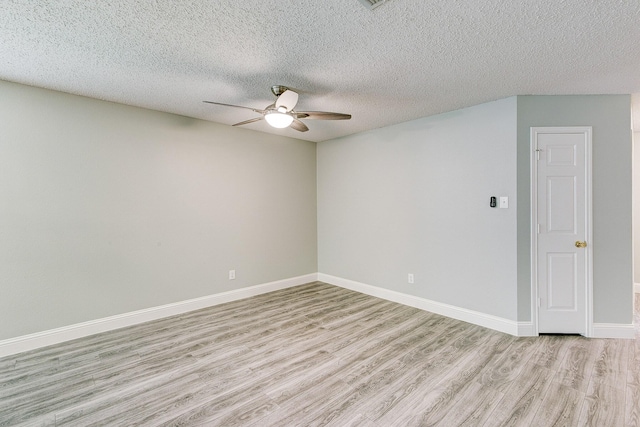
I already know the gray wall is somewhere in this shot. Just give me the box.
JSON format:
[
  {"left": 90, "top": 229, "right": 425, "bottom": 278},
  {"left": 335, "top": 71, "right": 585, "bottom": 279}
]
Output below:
[
  {"left": 318, "top": 98, "right": 519, "bottom": 320},
  {"left": 634, "top": 131, "right": 640, "bottom": 285},
  {"left": 319, "top": 95, "right": 633, "bottom": 326},
  {"left": 2, "top": 82, "right": 632, "bottom": 342},
  {"left": 516, "top": 95, "right": 633, "bottom": 324},
  {"left": 0, "top": 80, "right": 318, "bottom": 341}
]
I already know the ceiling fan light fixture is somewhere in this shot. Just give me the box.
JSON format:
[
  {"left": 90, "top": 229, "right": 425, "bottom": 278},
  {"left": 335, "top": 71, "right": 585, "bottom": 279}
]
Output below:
[
  {"left": 204, "top": 86, "right": 350, "bottom": 134},
  {"left": 264, "top": 111, "right": 294, "bottom": 128}
]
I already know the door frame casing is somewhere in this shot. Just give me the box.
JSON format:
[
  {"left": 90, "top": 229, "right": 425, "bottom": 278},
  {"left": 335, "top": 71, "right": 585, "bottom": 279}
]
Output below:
[{"left": 530, "top": 126, "right": 593, "bottom": 337}]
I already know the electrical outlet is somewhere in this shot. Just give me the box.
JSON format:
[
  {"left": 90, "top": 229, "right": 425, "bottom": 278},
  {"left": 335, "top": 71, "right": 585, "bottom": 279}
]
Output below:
[
  {"left": 408, "top": 273, "right": 414, "bottom": 284},
  {"left": 229, "top": 270, "right": 236, "bottom": 280}
]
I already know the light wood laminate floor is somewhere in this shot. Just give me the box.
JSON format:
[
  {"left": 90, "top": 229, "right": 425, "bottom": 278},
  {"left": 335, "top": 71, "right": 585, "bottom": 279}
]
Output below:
[{"left": 1, "top": 283, "right": 639, "bottom": 426}]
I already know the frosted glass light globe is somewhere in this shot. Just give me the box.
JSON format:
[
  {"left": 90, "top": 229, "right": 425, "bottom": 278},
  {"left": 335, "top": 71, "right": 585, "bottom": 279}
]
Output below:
[{"left": 264, "top": 111, "right": 294, "bottom": 128}]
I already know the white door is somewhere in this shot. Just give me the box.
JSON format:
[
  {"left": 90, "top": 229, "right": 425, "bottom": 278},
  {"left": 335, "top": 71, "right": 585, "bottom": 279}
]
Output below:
[{"left": 532, "top": 127, "right": 592, "bottom": 335}]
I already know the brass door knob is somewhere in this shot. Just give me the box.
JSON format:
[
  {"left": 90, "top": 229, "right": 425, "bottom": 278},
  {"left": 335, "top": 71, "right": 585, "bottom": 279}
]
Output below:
[{"left": 575, "top": 241, "right": 587, "bottom": 248}]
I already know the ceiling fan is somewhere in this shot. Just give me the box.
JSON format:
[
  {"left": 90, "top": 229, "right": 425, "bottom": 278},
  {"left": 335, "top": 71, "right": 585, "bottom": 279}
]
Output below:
[{"left": 203, "top": 85, "right": 351, "bottom": 132}]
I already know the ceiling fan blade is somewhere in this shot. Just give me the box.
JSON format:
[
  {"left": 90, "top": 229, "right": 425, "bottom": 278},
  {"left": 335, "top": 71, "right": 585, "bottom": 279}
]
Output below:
[
  {"left": 290, "top": 119, "right": 309, "bottom": 132},
  {"left": 293, "top": 111, "right": 351, "bottom": 120},
  {"left": 275, "top": 90, "right": 299, "bottom": 112},
  {"left": 203, "top": 101, "right": 265, "bottom": 114},
  {"left": 232, "top": 117, "right": 264, "bottom": 127}
]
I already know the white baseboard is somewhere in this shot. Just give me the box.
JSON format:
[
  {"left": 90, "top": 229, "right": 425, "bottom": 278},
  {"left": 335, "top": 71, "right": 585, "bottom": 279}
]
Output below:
[
  {"left": 516, "top": 322, "right": 537, "bottom": 337},
  {"left": 635, "top": 282, "right": 640, "bottom": 293},
  {"left": 318, "top": 273, "right": 520, "bottom": 336},
  {"left": 591, "top": 323, "right": 636, "bottom": 339},
  {"left": 3, "top": 273, "right": 631, "bottom": 358},
  {"left": 319, "top": 274, "right": 637, "bottom": 339},
  {"left": 0, "top": 273, "right": 318, "bottom": 358}
]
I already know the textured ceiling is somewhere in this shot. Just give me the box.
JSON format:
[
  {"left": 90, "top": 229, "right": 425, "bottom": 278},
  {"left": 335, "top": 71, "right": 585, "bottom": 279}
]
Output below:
[{"left": 1, "top": 1, "right": 639, "bottom": 142}]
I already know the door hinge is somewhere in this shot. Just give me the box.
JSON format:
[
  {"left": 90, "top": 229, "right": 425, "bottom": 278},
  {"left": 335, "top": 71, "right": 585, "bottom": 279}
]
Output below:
[
  {"left": 537, "top": 224, "right": 541, "bottom": 234},
  {"left": 535, "top": 148, "right": 542, "bottom": 160},
  {"left": 537, "top": 297, "right": 541, "bottom": 308}
]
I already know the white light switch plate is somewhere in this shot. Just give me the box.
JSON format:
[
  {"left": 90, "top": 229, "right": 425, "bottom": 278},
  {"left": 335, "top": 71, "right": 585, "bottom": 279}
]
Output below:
[{"left": 499, "top": 197, "right": 509, "bottom": 209}]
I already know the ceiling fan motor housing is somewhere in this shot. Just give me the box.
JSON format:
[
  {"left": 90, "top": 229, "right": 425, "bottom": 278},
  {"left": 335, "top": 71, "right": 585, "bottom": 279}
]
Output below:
[{"left": 271, "top": 85, "right": 290, "bottom": 97}]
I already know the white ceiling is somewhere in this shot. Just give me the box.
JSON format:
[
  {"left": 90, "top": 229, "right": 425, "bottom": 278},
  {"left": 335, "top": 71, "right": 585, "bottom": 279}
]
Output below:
[{"left": 1, "top": 1, "right": 639, "bottom": 142}]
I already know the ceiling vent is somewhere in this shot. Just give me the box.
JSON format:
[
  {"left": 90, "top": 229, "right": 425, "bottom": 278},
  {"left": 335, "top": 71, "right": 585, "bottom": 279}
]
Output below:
[{"left": 357, "top": 0, "right": 388, "bottom": 10}]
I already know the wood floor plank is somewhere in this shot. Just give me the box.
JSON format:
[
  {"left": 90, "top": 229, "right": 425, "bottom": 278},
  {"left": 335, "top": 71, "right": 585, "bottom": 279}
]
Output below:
[
  {"left": 133, "top": 365, "right": 267, "bottom": 426},
  {"left": 261, "top": 316, "right": 463, "bottom": 425},
  {"left": 331, "top": 309, "right": 441, "bottom": 364},
  {"left": 626, "top": 383, "right": 640, "bottom": 427},
  {"left": 336, "top": 413, "right": 379, "bottom": 427},
  {"left": 372, "top": 332, "right": 513, "bottom": 426},
  {"left": 556, "top": 337, "right": 604, "bottom": 393},
  {"left": 247, "top": 376, "right": 353, "bottom": 427},
  {"left": 0, "top": 359, "right": 15, "bottom": 374},
  {"left": 0, "top": 283, "right": 636, "bottom": 426},
  {"left": 484, "top": 362, "right": 554, "bottom": 426},
  {"left": 579, "top": 381, "right": 627, "bottom": 427},
  {"left": 427, "top": 380, "right": 502, "bottom": 427},
  {"left": 530, "top": 335, "right": 577, "bottom": 372},
  {"left": 10, "top": 415, "right": 56, "bottom": 427},
  {"left": 57, "top": 373, "right": 209, "bottom": 426},
  {"left": 477, "top": 337, "right": 540, "bottom": 393},
  {"left": 261, "top": 353, "right": 344, "bottom": 404},
  {"left": 530, "top": 382, "right": 585, "bottom": 427},
  {"left": 627, "top": 339, "right": 640, "bottom": 386},
  {"left": 588, "top": 337, "right": 631, "bottom": 391},
  {"left": 335, "top": 317, "right": 449, "bottom": 387},
  {"left": 152, "top": 389, "right": 278, "bottom": 427},
  {"left": 340, "top": 320, "right": 475, "bottom": 400},
  {"left": 0, "top": 365, "right": 96, "bottom": 411},
  {"left": 309, "top": 297, "right": 392, "bottom": 329}
]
